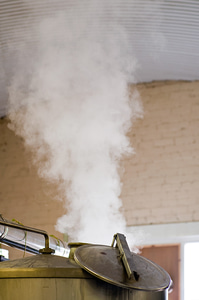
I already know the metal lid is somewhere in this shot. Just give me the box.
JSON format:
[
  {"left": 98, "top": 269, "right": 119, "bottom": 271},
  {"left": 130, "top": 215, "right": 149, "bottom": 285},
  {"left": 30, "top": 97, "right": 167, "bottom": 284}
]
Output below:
[{"left": 74, "top": 234, "right": 171, "bottom": 291}]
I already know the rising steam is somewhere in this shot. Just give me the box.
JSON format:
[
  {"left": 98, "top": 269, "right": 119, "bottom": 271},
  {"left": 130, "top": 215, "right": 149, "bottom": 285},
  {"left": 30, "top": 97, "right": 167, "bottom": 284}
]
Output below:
[{"left": 7, "top": 1, "right": 143, "bottom": 244}]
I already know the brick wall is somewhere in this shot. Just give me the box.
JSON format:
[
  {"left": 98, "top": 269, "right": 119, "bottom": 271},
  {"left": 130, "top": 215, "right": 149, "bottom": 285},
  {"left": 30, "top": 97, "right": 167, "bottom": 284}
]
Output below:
[
  {"left": 0, "top": 118, "right": 64, "bottom": 235},
  {"left": 0, "top": 80, "right": 199, "bottom": 258},
  {"left": 122, "top": 80, "right": 199, "bottom": 226}
]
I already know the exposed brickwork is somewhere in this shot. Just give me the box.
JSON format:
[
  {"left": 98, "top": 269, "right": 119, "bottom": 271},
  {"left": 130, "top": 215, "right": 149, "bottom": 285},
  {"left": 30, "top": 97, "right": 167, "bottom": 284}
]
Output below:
[
  {"left": 0, "top": 118, "right": 65, "bottom": 249},
  {"left": 122, "top": 80, "right": 199, "bottom": 226},
  {"left": 0, "top": 80, "right": 199, "bottom": 259}
]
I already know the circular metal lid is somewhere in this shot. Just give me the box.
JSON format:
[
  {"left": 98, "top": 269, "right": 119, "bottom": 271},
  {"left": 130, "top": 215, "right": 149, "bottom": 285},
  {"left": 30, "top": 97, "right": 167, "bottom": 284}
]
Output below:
[{"left": 74, "top": 244, "right": 171, "bottom": 291}]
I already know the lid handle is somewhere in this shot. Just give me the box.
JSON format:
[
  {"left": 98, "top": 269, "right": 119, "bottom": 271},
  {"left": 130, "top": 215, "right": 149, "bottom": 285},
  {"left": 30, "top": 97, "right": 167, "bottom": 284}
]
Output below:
[{"left": 111, "top": 233, "right": 139, "bottom": 281}]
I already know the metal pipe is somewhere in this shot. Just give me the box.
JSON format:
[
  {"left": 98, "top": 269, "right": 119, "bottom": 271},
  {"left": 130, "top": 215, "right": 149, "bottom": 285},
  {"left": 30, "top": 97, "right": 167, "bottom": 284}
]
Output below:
[{"left": 0, "top": 215, "right": 69, "bottom": 257}]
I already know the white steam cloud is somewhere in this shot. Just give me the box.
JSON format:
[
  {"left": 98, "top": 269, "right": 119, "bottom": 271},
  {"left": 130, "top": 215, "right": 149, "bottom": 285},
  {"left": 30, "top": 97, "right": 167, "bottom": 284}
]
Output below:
[{"left": 7, "top": 1, "right": 143, "bottom": 244}]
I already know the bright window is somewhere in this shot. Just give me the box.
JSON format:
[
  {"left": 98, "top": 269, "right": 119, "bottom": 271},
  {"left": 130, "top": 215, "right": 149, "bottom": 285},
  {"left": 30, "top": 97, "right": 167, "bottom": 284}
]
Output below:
[
  {"left": 0, "top": 248, "right": 9, "bottom": 259},
  {"left": 184, "top": 242, "right": 199, "bottom": 300}
]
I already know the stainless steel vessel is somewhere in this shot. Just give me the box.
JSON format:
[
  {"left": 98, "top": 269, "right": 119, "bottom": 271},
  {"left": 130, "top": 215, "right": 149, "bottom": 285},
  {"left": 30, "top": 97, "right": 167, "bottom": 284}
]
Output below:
[{"left": 0, "top": 217, "right": 171, "bottom": 300}]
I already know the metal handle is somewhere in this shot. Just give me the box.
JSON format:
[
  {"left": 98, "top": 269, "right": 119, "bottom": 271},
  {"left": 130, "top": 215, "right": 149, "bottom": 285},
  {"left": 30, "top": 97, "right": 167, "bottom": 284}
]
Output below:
[
  {"left": 0, "top": 217, "right": 55, "bottom": 254},
  {"left": 111, "top": 233, "right": 139, "bottom": 281}
]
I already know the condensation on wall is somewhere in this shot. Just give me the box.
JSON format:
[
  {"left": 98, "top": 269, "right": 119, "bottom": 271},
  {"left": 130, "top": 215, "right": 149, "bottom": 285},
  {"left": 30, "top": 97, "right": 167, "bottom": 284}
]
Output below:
[{"left": 0, "top": 80, "right": 199, "bottom": 247}]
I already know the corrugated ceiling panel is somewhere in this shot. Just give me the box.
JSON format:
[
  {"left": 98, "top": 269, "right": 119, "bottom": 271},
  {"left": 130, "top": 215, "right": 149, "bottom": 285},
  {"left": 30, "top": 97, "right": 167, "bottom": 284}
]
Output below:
[{"left": 0, "top": 0, "right": 199, "bottom": 116}]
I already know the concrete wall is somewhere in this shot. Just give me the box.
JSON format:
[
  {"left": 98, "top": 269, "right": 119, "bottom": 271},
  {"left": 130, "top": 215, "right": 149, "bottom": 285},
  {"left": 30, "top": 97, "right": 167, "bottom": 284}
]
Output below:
[{"left": 0, "top": 80, "right": 199, "bottom": 257}]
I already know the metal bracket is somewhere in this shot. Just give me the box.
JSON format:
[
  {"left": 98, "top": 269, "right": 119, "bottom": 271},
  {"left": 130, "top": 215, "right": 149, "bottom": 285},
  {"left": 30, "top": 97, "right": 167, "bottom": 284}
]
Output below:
[
  {"left": 111, "top": 233, "right": 139, "bottom": 281},
  {"left": 0, "top": 219, "right": 55, "bottom": 255}
]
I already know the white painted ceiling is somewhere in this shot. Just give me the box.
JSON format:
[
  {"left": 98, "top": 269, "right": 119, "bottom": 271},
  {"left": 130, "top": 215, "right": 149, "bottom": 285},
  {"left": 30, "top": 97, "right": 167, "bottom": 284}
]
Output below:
[{"left": 0, "top": 0, "right": 199, "bottom": 117}]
